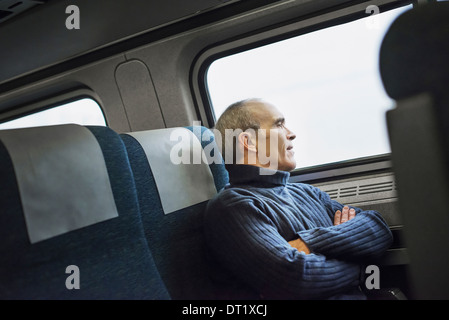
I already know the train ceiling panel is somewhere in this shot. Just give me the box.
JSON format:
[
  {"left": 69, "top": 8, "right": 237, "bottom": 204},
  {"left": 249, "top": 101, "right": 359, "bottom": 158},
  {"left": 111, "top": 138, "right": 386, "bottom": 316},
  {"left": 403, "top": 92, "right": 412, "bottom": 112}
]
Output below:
[
  {"left": 0, "top": 0, "right": 247, "bottom": 88},
  {"left": 0, "top": 0, "right": 51, "bottom": 24}
]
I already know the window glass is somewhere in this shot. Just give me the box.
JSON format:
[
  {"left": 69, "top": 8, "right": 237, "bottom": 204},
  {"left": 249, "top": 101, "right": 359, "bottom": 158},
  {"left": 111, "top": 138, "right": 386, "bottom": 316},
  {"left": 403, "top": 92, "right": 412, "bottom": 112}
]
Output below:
[
  {"left": 0, "top": 98, "right": 106, "bottom": 130},
  {"left": 207, "top": 5, "right": 412, "bottom": 169}
]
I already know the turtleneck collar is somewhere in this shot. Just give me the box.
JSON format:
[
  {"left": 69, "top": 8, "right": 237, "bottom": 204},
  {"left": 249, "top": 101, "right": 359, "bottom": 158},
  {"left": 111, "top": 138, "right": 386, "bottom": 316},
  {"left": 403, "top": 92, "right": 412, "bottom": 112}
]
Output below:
[{"left": 225, "top": 164, "right": 290, "bottom": 187}]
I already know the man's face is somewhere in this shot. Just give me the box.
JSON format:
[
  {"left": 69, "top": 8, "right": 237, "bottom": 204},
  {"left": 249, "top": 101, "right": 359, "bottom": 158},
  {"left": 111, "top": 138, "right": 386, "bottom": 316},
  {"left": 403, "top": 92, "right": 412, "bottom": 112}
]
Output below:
[{"left": 248, "top": 101, "right": 297, "bottom": 172}]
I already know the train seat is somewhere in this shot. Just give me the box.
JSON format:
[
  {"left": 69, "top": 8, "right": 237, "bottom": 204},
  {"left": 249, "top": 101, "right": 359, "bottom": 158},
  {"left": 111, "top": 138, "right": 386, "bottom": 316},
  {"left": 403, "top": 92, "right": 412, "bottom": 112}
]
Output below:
[
  {"left": 380, "top": 2, "right": 449, "bottom": 299},
  {"left": 120, "top": 125, "right": 230, "bottom": 299},
  {"left": 0, "top": 124, "right": 170, "bottom": 299}
]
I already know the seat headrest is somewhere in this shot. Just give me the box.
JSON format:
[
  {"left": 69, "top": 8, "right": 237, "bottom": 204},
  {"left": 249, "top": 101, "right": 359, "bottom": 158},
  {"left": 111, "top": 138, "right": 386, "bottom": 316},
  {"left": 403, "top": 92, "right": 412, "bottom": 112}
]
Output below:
[
  {"left": 124, "top": 126, "right": 218, "bottom": 214},
  {"left": 0, "top": 124, "right": 119, "bottom": 243},
  {"left": 379, "top": 2, "right": 449, "bottom": 101}
]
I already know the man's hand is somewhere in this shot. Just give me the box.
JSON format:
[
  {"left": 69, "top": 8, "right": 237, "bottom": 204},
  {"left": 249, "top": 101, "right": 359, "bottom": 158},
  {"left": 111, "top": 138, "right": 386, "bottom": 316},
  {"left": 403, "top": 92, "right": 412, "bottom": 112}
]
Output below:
[
  {"left": 288, "top": 206, "right": 356, "bottom": 254},
  {"left": 334, "top": 205, "right": 356, "bottom": 226},
  {"left": 288, "top": 238, "right": 310, "bottom": 254}
]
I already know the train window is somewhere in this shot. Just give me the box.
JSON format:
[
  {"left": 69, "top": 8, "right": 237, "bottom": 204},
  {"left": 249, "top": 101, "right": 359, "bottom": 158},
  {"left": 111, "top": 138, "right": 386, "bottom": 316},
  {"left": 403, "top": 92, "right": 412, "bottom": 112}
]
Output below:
[
  {"left": 0, "top": 98, "right": 106, "bottom": 129},
  {"left": 207, "top": 5, "right": 412, "bottom": 169}
]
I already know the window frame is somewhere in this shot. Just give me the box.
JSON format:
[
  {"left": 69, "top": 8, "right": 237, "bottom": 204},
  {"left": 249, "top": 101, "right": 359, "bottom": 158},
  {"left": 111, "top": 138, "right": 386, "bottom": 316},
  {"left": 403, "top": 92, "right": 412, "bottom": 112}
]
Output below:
[
  {"left": 0, "top": 89, "right": 107, "bottom": 128},
  {"left": 191, "top": 0, "right": 413, "bottom": 181}
]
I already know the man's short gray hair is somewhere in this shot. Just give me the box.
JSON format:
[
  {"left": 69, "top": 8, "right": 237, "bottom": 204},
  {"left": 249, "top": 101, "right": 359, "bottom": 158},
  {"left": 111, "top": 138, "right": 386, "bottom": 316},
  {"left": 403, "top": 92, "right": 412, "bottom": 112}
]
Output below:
[{"left": 214, "top": 98, "right": 261, "bottom": 163}]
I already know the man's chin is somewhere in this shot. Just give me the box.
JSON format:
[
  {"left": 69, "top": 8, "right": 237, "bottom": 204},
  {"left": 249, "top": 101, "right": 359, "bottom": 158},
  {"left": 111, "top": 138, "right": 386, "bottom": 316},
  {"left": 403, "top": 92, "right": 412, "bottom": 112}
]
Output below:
[{"left": 277, "top": 163, "right": 296, "bottom": 172}]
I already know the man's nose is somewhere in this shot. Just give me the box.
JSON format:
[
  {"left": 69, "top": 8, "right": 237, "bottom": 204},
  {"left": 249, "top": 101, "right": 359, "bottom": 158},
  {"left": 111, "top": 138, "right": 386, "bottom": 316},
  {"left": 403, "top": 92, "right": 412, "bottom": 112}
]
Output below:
[{"left": 286, "top": 127, "right": 296, "bottom": 141}]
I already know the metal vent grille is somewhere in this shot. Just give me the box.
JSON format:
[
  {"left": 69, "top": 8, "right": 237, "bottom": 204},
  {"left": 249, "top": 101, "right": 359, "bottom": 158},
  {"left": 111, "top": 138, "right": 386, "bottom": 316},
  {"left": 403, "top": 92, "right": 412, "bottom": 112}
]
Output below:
[
  {"left": 359, "top": 180, "right": 395, "bottom": 194},
  {"left": 315, "top": 173, "right": 397, "bottom": 203},
  {"left": 313, "top": 173, "right": 401, "bottom": 227}
]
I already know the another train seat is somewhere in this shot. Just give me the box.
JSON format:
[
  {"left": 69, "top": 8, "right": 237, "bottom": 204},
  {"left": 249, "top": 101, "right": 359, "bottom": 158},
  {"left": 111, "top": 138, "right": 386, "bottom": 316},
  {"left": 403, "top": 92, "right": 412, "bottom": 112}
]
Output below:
[
  {"left": 120, "top": 125, "right": 230, "bottom": 299},
  {"left": 380, "top": 2, "right": 449, "bottom": 299},
  {"left": 0, "top": 124, "right": 170, "bottom": 299}
]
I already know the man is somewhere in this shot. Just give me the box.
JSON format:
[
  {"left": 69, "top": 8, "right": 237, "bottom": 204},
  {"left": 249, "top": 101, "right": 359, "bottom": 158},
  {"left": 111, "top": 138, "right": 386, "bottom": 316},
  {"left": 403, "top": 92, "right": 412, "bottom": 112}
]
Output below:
[{"left": 203, "top": 98, "right": 393, "bottom": 300}]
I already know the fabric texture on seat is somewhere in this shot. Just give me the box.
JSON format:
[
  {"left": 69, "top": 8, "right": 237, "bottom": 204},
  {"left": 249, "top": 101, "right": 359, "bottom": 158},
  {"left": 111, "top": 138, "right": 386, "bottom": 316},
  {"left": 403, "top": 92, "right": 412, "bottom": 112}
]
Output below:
[
  {"left": 186, "top": 126, "right": 229, "bottom": 193},
  {"left": 121, "top": 126, "right": 229, "bottom": 299},
  {"left": 0, "top": 125, "right": 170, "bottom": 300},
  {"left": 0, "top": 124, "right": 119, "bottom": 244},
  {"left": 379, "top": 2, "right": 449, "bottom": 101},
  {"left": 125, "top": 127, "right": 218, "bottom": 214},
  {"left": 380, "top": 2, "right": 449, "bottom": 299}
]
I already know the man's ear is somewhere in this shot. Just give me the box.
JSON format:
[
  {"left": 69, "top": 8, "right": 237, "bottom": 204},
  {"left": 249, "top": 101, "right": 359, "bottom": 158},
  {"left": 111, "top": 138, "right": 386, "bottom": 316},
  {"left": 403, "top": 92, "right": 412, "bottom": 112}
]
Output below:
[{"left": 237, "top": 132, "right": 257, "bottom": 153}]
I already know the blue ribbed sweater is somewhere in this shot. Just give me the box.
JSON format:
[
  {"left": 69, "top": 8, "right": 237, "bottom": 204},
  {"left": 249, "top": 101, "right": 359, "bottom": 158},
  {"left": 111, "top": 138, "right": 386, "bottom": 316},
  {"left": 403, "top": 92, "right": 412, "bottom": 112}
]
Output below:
[{"left": 203, "top": 164, "right": 393, "bottom": 300}]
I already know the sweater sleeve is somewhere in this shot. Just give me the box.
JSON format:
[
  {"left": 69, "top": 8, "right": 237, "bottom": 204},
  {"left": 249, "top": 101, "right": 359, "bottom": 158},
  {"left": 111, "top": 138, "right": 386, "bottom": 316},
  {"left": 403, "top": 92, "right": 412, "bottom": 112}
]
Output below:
[
  {"left": 204, "top": 197, "right": 362, "bottom": 300},
  {"left": 296, "top": 185, "right": 393, "bottom": 261}
]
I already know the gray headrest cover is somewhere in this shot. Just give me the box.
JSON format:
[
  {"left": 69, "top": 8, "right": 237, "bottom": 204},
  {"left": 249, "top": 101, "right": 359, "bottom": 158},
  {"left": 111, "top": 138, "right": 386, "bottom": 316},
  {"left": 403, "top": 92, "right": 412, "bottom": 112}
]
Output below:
[
  {"left": 0, "top": 124, "right": 118, "bottom": 243},
  {"left": 127, "top": 128, "right": 217, "bottom": 214}
]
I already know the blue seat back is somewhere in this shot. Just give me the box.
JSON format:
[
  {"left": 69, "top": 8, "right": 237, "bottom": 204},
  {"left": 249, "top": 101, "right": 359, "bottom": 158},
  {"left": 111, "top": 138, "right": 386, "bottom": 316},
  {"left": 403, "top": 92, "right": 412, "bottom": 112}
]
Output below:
[
  {"left": 0, "top": 125, "right": 170, "bottom": 299},
  {"left": 121, "top": 126, "right": 229, "bottom": 299}
]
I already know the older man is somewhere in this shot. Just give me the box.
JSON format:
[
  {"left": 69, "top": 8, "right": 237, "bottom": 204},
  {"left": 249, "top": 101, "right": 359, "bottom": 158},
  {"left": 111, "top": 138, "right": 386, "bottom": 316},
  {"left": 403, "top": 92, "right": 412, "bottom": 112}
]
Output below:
[{"left": 203, "top": 98, "right": 393, "bottom": 300}]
